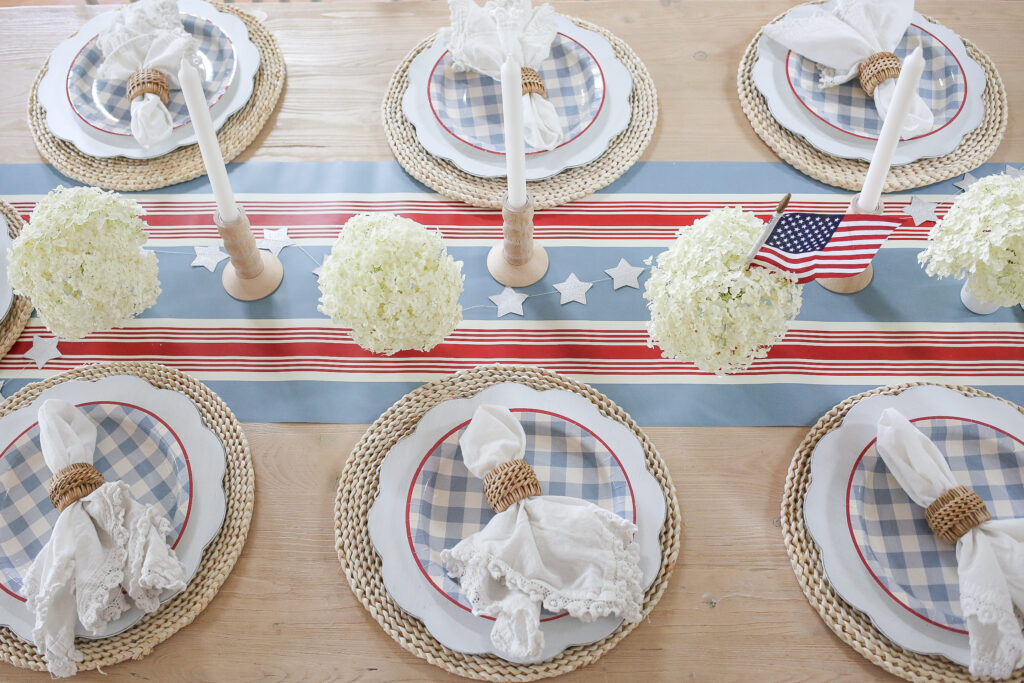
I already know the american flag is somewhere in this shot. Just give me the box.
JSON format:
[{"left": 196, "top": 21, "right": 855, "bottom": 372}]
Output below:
[{"left": 750, "top": 212, "right": 904, "bottom": 283}]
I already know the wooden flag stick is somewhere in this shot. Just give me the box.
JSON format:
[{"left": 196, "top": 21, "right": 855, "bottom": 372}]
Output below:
[{"left": 745, "top": 193, "right": 791, "bottom": 265}]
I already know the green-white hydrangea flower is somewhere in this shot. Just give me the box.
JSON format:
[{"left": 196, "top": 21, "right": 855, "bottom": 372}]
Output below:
[
  {"left": 643, "top": 207, "right": 803, "bottom": 375},
  {"left": 8, "top": 186, "right": 160, "bottom": 340},
  {"left": 918, "top": 174, "right": 1024, "bottom": 307},
  {"left": 318, "top": 213, "right": 464, "bottom": 355}
]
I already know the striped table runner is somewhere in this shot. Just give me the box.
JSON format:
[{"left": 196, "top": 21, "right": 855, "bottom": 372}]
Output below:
[{"left": 1, "top": 160, "right": 1021, "bottom": 426}]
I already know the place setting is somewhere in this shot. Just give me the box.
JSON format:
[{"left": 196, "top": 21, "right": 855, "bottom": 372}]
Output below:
[
  {"left": 382, "top": 0, "right": 658, "bottom": 209},
  {"left": 738, "top": 0, "right": 1008, "bottom": 191},
  {"left": 28, "top": 0, "right": 285, "bottom": 191}
]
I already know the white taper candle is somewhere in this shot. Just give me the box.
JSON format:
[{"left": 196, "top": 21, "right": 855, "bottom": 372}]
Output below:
[
  {"left": 858, "top": 45, "right": 926, "bottom": 212},
  {"left": 500, "top": 57, "right": 528, "bottom": 209},
  {"left": 178, "top": 57, "right": 239, "bottom": 223}
]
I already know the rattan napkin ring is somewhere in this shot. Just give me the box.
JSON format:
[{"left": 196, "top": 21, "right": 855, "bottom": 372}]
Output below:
[
  {"left": 858, "top": 51, "right": 901, "bottom": 97},
  {"left": 49, "top": 462, "right": 105, "bottom": 512},
  {"left": 127, "top": 68, "right": 170, "bottom": 105},
  {"left": 483, "top": 459, "right": 542, "bottom": 513},
  {"left": 521, "top": 67, "right": 547, "bottom": 98},
  {"left": 925, "top": 484, "right": 991, "bottom": 545}
]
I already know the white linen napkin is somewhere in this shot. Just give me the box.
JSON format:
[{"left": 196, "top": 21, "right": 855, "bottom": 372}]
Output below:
[
  {"left": 95, "top": 0, "right": 196, "bottom": 148},
  {"left": 876, "top": 408, "right": 1024, "bottom": 679},
  {"left": 22, "top": 399, "right": 186, "bottom": 678},
  {"left": 438, "top": 0, "right": 563, "bottom": 150},
  {"left": 440, "top": 405, "right": 643, "bottom": 660},
  {"left": 762, "top": 0, "right": 934, "bottom": 138}
]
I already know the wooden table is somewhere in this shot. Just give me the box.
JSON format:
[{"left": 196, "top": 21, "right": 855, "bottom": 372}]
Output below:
[{"left": 1, "top": 1, "right": 1022, "bottom": 680}]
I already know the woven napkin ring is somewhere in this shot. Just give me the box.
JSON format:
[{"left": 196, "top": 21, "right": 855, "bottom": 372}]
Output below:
[
  {"left": 48, "top": 463, "right": 105, "bottom": 512},
  {"left": 521, "top": 67, "right": 547, "bottom": 98},
  {"left": 483, "top": 460, "right": 542, "bottom": 513},
  {"left": 127, "top": 68, "right": 170, "bottom": 106},
  {"left": 925, "top": 485, "right": 992, "bottom": 545},
  {"left": 858, "top": 51, "right": 902, "bottom": 97}
]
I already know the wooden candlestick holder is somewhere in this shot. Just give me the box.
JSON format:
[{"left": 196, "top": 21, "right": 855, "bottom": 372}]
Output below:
[
  {"left": 486, "top": 192, "right": 549, "bottom": 287},
  {"left": 215, "top": 208, "right": 284, "bottom": 301},
  {"left": 818, "top": 193, "right": 883, "bottom": 295}
]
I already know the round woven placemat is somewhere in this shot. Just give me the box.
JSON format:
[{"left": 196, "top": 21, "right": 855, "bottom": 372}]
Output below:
[
  {"left": 738, "top": 4, "right": 1008, "bottom": 192},
  {"left": 781, "top": 381, "right": 1024, "bottom": 682},
  {"left": 0, "top": 361, "right": 255, "bottom": 674},
  {"left": 334, "top": 364, "right": 681, "bottom": 681},
  {"left": 0, "top": 202, "right": 33, "bottom": 363},
  {"left": 28, "top": 4, "right": 285, "bottom": 192},
  {"left": 382, "top": 17, "right": 658, "bottom": 210}
]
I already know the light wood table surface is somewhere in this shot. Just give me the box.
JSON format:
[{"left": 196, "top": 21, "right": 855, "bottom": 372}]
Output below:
[{"left": 0, "top": 1, "right": 1022, "bottom": 681}]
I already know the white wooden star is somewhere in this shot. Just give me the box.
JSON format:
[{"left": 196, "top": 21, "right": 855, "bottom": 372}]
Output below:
[
  {"left": 902, "top": 196, "right": 939, "bottom": 226},
  {"left": 1006, "top": 165, "right": 1023, "bottom": 179},
  {"left": 190, "top": 244, "right": 229, "bottom": 272},
  {"left": 259, "top": 227, "right": 295, "bottom": 257},
  {"left": 26, "top": 335, "right": 61, "bottom": 369},
  {"left": 553, "top": 273, "right": 593, "bottom": 305},
  {"left": 604, "top": 258, "right": 645, "bottom": 290},
  {"left": 953, "top": 172, "right": 979, "bottom": 192},
  {"left": 489, "top": 287, "right": 529, "bottom": 317},
  {"left": 312, "top": 256, "right": 326, "bottom": 279}
]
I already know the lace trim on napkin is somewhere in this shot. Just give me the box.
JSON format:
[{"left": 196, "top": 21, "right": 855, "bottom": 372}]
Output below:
[{"left": 961, "top": 585, "right": 1024, "bottom": 679}]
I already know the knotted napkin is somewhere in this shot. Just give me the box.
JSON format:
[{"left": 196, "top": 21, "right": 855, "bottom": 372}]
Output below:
[
  {"left": 876, "top": 408, "right": 1024, "bottom": 679},
  {"left": 438, "top": 0, "right": 563, "bottom": 150},
  {"left": 95, "top": 0, "right": 197, "bottom": 148},
  {"left": 440, "top": 405, "right": 643, "bottom": 661},
  {"left": 762, "top": 0, "right": 934, "bottom": 138},
  {"left": 22, "top": 399, "right": 186, "bottom": 678}
]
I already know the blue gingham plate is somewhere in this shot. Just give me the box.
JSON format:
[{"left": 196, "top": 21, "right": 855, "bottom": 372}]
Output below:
[
  {"left": 753, "top": 2, "right": 987, "bottom": 164},
  {"left": 66, "top": 13, "right": 236, "bottom": 137},
  {"left": 37, "top": 0, "right": 260, "bottom": 160},
  {"left": 0, "top": 376, "right": 226, "bottom": 643},
  {"left": 805, "top": 385, "right": 1024, "bottom": 666},
  {"left": 370, "top": 383, "right": 665, "bottom": 663},
  {"left": 427, "top": 33, "right": 604, "bottom": 155},
  {"left": 404, "top": 15, "right": 633, "bottom": 180}
]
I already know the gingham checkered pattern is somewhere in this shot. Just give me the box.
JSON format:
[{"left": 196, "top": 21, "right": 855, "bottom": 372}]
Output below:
[
  {"left": 408, "top": 410, "right": 632, "bottom": 612},
  {"left": 0, "top": 403, "right": 191, "bottom": 597},
  {"left": 787, "top": 25, "right": 966, "bottom": 139},
  {"left": 428, "top": 33, "right": 604, "bottom": 154},
  {"left": 67, "top": 14, "right": 236, "bottom": 137},
  {"left": 849, "top": 418, "right": 1024, "bottom": 630}
]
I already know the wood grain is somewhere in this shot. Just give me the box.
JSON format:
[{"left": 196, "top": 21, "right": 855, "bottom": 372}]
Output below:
[{"left": 2, "top": 0, "right": 1022, "bottom": 680}]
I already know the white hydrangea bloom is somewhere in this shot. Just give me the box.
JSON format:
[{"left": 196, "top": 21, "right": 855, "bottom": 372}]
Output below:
[
  {"left": 8, "top": 186, "right": 160, "bottom": 340},
  {"left": 918, "top": 174, "right": 1024, "bottom": 307},
  {"left": 318, "top": 213, "right": 464, "bottom": 355},
  {"left": 643, "top": 207, "right": 803, "bottom": 375}
]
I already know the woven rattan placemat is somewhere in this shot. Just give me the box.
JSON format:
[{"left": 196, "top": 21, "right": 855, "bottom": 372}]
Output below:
[
  {"left": 738, "top": 4, "right": 1008, "bottom": 192},
  {"left": 334, "top": 364, "right": 681, "bottom": 681},
  {"left": 781, "top": 381, "right": 1024, "bottom": 682},
  {"left": 382, "top": 17, "right": 658, "bottom": 210},
  {"left": 0, "top": 361, "right": 255, "bottom": 674},
  {"left": 0, "top": 202, "right": 33, "bottom": 363},
  {"left": 28, "top": 4, "right": 285, "bottom": 192}
]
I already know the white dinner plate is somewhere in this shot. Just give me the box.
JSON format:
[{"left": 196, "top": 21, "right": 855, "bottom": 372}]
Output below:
[
  {"left": 369, "top": 382, "right": 665, "bottom": 663},
  {"left": 0, "top": 376, "right": 227, "bottom": 641}
]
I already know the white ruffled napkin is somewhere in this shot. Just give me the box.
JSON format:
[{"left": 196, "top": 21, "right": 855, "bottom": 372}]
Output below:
[
  {"left": 95, "top": 0, "right": 196, "bottom": 148},
  {"left": 22, "top": 400, "right": 186, "bottom": 678},
  {"left": 876, "top": 408, "right": 1024, "bottom": 679},
  {"left": 440, "top": 405, "right": 643, "bottom": 661},
  {"left": 438, "top": 0, "right": 563, "bottom": 150},
  {"left": 762, "top": 0, "right": 934, "bottom": 138}
]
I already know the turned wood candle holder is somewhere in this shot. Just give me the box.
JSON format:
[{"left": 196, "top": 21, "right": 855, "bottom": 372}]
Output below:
[
  {"left": 215, "top": 208, "right": 284, "bottom": 301},
  {"left": 487, "top": 192, "right": 549, "bottom": 287},
  {"left": 818, "top": 193, "right": 883, "bottom": 295}
]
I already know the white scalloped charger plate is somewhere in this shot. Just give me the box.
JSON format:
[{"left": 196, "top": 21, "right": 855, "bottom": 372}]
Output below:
[
  {"left": 752, "top": 3, "right": 986, "bottom": 165},
  {"left": 37, "top": 0, "right": 260, "bottom": 160},
  {"left": 0, "top": 376, "right": 226, "bottom": 642},
  {"left": 369, "top": 382, "right": 665, "bottom": 663},
  {"left": 803, "top": 385, "right": 1024, "bottom": 667},
  {"left": 403, "top": 15, "right": 633, "bottom": 180}
]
